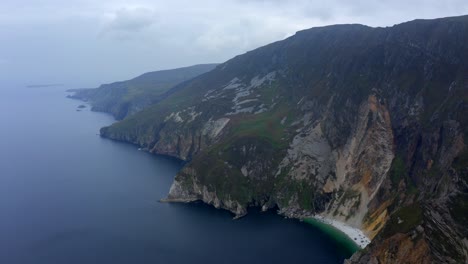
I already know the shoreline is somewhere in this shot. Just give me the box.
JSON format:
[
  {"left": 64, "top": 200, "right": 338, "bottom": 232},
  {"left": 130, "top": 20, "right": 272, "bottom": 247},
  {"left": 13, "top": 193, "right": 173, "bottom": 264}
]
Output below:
[
  {"left": 73, "top": 88, "right": 371, "bottom": 252},
  {"left": 306, "top": 215, "right": 371, "bottom": 249},
  {"left": 162, "top": 196, "right": 371, "bottom": 251}
]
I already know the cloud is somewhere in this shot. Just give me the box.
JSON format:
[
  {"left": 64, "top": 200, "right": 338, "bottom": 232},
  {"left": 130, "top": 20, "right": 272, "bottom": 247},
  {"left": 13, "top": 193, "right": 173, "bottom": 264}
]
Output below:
[
  {"left": 99, "top": 7, "right": 158, "bottom": 39},
  {"left": 1, "top": 0, "right": 468, "bottom": 87}
]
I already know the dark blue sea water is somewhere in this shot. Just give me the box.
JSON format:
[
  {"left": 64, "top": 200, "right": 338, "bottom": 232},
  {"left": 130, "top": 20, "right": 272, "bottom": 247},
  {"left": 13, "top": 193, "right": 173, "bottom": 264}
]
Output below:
[{"left": 0, "top": 86, "right": 351, "bottom": 263}]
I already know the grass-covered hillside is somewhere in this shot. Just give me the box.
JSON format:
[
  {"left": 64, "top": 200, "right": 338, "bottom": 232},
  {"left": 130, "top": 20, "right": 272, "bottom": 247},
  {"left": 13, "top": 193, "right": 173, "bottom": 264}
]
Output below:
[
  {"left": 69, "top": 64, "right": 218, "bottom": 119},
  {"left": 100, "top": 15, "right": 468, "bottom": 263}
]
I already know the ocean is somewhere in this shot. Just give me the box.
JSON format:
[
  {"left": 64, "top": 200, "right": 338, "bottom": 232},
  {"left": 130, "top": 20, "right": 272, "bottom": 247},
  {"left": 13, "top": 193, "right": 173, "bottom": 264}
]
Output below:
[{"left": 0, "top": 85, "right": 354, "bottom": 263}]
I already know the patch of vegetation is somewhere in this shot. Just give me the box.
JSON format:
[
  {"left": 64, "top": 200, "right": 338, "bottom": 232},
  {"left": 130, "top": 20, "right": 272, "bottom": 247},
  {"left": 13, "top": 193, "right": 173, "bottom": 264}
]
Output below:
[
  {"left": 274, "top": 170, "right": 316, "bottom": 210},
  {"left": 191, "top": 154, "right": 253, "bottom": 204},
  {"left": 176, "top": 169, "right": 195, "bottom": 190},
  {"left": 257, "top": 81, "right": 281, "bottom": 104},
  {"left": 228, "top": 105, "right": 290, "bottom": 149},
  {"left": 389, "top": 156, "right": 406, "bottom": 186},
  {"left": 382, "top": 203, "right": 423, "bottom": 237},
  {"left": 188, "top": 133, "right": 287, "bottom": 206},
  {"left": 388, "top": 155, "right": 419, "bottom": 196},
  {"left": 219, "top": 137, "right": 282, "bottom": 170},
  {"left": 296, "top": 181, "right": 316, "bottom": 210}
]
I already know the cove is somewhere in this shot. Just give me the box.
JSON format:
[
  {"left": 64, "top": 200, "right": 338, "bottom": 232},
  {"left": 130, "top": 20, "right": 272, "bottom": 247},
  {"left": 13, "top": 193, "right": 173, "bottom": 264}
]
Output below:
[
  {"left": 303, "top": 218, "right": 360, "bottom": 256},
  {"left": 0, "top": 85, "right": 357, "bottom": 264}
]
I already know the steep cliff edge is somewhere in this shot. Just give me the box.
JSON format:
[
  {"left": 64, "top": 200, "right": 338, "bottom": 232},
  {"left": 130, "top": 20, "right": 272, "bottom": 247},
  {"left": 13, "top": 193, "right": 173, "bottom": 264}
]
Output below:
[
  {"left": 68, "top": 64, "right": 217, "bottom": 120},
  {"left": 101, "top": 15, "right": 468, "bottom": 263}
]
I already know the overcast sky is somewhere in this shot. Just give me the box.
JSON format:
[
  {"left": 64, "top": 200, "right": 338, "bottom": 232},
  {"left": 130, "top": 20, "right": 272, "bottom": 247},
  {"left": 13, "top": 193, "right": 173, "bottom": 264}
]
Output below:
[{"left": 1, "top": 0, "right": 468, "bottom": 88}]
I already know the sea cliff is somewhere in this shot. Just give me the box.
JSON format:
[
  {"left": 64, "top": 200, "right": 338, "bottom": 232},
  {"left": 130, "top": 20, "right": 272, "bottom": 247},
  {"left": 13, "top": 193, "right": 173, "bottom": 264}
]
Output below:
[{"left": 99, "top": 15, "right": 468, "bottom": 263}]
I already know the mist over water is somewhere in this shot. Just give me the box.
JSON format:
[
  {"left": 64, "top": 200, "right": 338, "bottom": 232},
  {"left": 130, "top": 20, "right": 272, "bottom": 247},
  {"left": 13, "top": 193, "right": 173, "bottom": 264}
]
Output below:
[{"left": 0, "top": 85, "right": 351, "bottom": 263}]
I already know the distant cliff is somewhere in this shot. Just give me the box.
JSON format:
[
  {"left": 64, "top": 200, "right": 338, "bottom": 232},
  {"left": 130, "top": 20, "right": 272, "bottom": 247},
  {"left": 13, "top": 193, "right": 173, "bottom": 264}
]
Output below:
[
  {"left": 68, "top": 64, "right": 217, "bottom": 120},
  {"left": 100, "top": 16, "right": 468, "bottom": 263}
]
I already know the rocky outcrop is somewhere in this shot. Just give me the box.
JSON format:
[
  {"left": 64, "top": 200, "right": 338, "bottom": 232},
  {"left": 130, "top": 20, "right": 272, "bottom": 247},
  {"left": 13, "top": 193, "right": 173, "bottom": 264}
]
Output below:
[
  {"left": 100, "top": 15, "right": 468, "bottom": 263},
  {"left": 164, "top": 166, "right": 248, "bottom": 217}
]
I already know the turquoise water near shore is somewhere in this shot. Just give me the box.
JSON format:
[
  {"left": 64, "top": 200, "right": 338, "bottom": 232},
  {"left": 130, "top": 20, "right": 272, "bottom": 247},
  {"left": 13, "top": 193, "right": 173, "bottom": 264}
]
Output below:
[
  {"left": 0, "top": 85, "right": 356, "bottom": 263},
  {"left": 304, "top": 218, "right": 360, "bottom": 256}
]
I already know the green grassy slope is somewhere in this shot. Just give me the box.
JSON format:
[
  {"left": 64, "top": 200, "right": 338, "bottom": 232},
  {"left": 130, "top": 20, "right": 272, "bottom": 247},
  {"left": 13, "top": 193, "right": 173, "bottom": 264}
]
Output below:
[{"left": 69, "top": 64, "right": 218, "bottom": 119}]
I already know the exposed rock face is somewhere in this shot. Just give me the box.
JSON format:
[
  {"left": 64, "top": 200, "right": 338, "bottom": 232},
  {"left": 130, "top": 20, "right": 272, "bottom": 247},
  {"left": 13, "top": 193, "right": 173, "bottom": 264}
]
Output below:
[
  {"left": 323, "top": 95, "right": 395, "bottom": 230},
  {"left": 100, "top": 15, "right": 468, "bottom": 263},
  {"left": 165, "top": 167, "right": 247, "bottom": 217}
]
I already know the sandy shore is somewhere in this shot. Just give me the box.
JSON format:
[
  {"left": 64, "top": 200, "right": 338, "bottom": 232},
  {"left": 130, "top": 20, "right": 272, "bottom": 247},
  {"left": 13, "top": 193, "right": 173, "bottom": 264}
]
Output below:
[{"left": 312, "top": 215, "right": 371, "bottom": 248}]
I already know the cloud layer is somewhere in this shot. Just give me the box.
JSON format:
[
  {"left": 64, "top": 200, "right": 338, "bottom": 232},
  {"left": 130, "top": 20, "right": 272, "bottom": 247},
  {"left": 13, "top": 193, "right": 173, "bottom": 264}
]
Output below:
[{"left": 1, "top": 0, "right": 468, "bottom": 87}]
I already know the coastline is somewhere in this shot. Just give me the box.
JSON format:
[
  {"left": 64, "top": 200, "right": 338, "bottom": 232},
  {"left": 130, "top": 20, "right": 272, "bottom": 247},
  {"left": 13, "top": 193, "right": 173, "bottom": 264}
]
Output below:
[
  {"left": 161, "top": 194, "right": 370, "bottom": 254},
  {"left": 304, "top": 216, "right": 371, "bottom": 249},
  {"left": 67, "top": 94, "right": 370, "bottom": 254}
]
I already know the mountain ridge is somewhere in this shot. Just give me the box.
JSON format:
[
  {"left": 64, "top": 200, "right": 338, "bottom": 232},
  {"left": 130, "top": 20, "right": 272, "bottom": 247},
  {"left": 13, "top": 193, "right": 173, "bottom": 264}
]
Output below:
[
  {"left": 97, "top": 15, "right": 467, "bottom": 263},
  {"left": 68, "top": 63, "right": 218, "bottom": 119}
]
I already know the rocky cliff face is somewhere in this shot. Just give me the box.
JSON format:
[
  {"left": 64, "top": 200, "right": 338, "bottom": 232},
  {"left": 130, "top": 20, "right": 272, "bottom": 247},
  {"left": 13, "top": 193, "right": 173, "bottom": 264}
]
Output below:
[
  {"left": 68, "top": 64, "right": 217, "bottom": 120},
  {"left": 101, "top": 16, "right": 468, "bottom": 263}
]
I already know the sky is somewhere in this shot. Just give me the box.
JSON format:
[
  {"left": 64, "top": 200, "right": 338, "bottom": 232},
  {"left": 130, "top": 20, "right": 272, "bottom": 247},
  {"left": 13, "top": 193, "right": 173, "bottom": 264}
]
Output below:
[{"left": 1, "top": 0, "right": 468, "bottom": 88}]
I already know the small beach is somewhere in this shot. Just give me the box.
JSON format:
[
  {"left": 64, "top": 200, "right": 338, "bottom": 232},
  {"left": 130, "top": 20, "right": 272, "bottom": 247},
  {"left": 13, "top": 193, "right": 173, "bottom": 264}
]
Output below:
[{"left": 304, "top": 216, "right": 371, "bottom": 255}]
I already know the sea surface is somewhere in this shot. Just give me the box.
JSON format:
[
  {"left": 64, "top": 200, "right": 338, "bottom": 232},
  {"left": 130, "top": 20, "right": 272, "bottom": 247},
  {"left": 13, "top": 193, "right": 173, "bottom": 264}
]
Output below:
[{"left": 0, "top": 86, "right": 355, "bottom": 264}]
